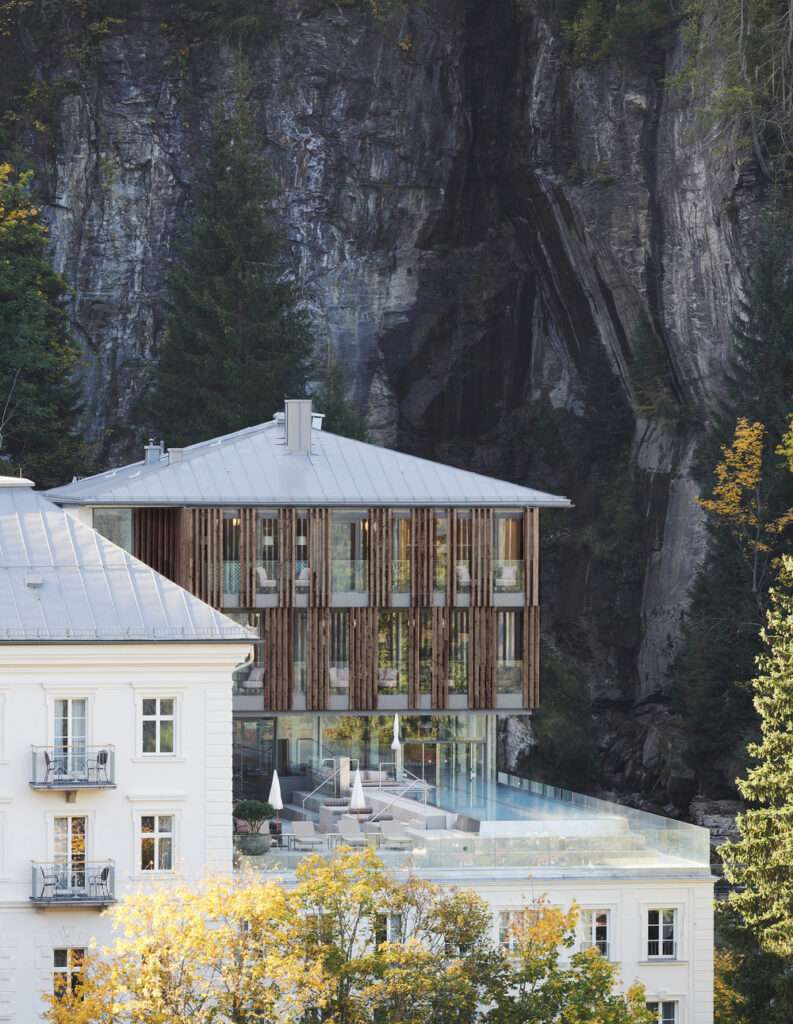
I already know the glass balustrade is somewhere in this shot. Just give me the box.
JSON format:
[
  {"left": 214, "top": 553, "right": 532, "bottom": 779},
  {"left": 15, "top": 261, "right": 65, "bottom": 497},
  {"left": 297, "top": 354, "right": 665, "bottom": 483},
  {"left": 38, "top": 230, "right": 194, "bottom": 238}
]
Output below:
[
  {"left": 331, "top": 558, "right": 368, "bottom": 593},
  {"left": 494, "top": 560, "right": 524, "bottom": 594},
  {"left": 391, "top": 559, "right": 411, "bottom": 593}
]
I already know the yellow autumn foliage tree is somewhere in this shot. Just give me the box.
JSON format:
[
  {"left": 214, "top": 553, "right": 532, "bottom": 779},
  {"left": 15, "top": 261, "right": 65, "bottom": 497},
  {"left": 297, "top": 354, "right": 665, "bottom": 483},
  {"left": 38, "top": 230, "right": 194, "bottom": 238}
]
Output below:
[{"left": 44, "top": 848, "right": 653, "bottom": 1024}]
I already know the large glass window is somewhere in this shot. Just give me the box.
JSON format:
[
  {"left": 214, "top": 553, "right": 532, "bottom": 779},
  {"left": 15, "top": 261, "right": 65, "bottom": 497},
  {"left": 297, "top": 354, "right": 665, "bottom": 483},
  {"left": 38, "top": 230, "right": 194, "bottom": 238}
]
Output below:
[
  {"left": 433, "top": 512, "right": 448, "bottom": 592},
  {"left": 295, "top": 513, "right": 310, "bottom": 593},
  {"left": 141, "top": 697, "right": 175, "bottom": 754},
  {"left": 582, "top": 910, "right": 610, "bottom": 958},
  {"left": 378, "top": 611, "right": 409, "bottom": 694},
  {"left": 92, "top": 508, "right": 133, "bottom": 554},
  {"left": 54, "top": 815, "right": 86, "bottom": 892},
  {"left": 229, "top": 611, "right": 264, "bottom": 696},
  {"left": 255, "top": 512, "right": 279, "bottom": 596},
  {"left": 223, "top": 510, "right": 241, "bottom": 596},
  {"left": 54, "top": 698, "right": 87, "bottom": 776},
  {"left": 330, "top": 611, "right": 350, "bottom": 697},
  {"left": 494, "top": 513, "right": 524, "bottom": 593},
  {"left": 646, "top": 1002, "right": 677, "bottom": 1024},
  {"left": 233, "top": 718, "right": 274, "bottom": 801},
  {"left": 496, "top": 610, "right": 523, "bottom": 694},
  {"left": 331, "top": 512, "right": 368, "bottom": 592},
  {"left": 293, "top": 610, "right": 307, "bottom": 696},
  {"left": 454, "top": 514, "right": 472, "bottom": 594},
  {"left": 449, "top": 610, "right": 469, "bottom": 694},
  {"left": 391, "top": 513, "right": 411, "bottom": 593}
]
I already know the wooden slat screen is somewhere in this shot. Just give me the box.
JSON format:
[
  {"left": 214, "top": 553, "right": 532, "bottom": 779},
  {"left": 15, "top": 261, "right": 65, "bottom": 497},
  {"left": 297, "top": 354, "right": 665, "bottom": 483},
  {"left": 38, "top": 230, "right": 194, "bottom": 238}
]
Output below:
[
  {"left": 134, "top": 508, "right": 179, "bottom": 583},
  {"left": 349, "top": 607, "right": 378, "bottom": 710},
  {"left": 431, "top": 607, "right": 449, "bottom": 709},
  {"left": 470, "top": 606, "right": 495, "bottom": 709},
  {"left": 174, "top": 508, "right": 194, "bottom": 592},
  {"left": 524, "top": 507, "right": 539, "bottom": 605},
  {"left": 470, "top": 508, "right": 493, "bottom": 607},
  {"left": 368, "top": 508, "right": 391, "bottom": 605},
  {"left": 263, "top": 608, "right": 292, "bottom": 711},
  {"left": 308, "top": 508, "right": 330, "bottom": 607},
  {"left": 193, "top": 508, "right": 223, "bottom": 607},
  {"left": 408, "top": 608, "right": 421, "bottom": 707},
  {"left": 278, "top": 508, "right": 295, "bottom": 607},
  {"left": 523, "top": 604, "right": 540, "bottom": 708},
  {"left": 410, "top": 508, "right": 433, "bottom": 607},
  {"left": 239, "top": 508, "right": 256, "bottom": 607},
  {"left": 447, "top": 509, "right": 457, "bottom": 604},
  {"left": 307, "top": 608, "right": 330, "bottom": 710}
]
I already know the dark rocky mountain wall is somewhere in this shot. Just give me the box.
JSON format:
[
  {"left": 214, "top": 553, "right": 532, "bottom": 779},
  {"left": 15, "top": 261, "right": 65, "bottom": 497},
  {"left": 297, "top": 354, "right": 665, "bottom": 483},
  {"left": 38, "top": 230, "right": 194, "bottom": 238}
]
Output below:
[{"left": 5, "top": 0, "right": 759, "bottom": 816}]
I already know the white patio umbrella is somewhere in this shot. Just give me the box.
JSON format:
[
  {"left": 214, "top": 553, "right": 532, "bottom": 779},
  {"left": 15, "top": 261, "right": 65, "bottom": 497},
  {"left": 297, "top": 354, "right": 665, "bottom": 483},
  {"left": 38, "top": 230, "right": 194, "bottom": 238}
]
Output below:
[
  {"left": 268, "top": 769, "right": 284, "bottom": 822},
  {"left": 390, "top": 713, "right": 402, "bottom": 780},
  {"left": 349, "top": 767, "right": 367, "bottom": 812}
]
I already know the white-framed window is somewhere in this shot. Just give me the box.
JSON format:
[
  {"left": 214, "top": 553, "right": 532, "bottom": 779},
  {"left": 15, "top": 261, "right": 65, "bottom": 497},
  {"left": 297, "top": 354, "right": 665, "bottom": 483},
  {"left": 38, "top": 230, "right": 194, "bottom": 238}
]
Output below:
[
  {"left": 139, "top": 814, "right": 174, "bottom": 872},
  {"left": 647, "top": 1000, "right": 677, "bottom": 1024},
  {"left": 582, "top": 909, "right": 610, "bottom": 958},
  {"left": 141, "top": 697, "right": 175, "bottom": 755},
  {"left": 53, "top": 947, "right": 84, "bottom": 999},
  {"left": 647, "top": 908, "right": 677, "bottom": 959},
  {"left": 373, "top": 911, "right": 403, "bottom": 945},
  {"left": 498, "top": 910, "right": 521, "bottom": 952}
]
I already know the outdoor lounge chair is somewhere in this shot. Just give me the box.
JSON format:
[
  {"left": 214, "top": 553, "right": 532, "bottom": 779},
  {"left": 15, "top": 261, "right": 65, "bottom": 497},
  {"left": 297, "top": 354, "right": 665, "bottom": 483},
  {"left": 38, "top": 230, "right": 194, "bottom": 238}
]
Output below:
[
  {"left": 497, "top": 564, "right": 519, "bottom": 590},
  {"left": 338, "top": 818, "right": 368, "bottom": 848},
  {"left": 291, "top": 821, "right": 325, "bottom": 850},
  {"left": 379, "top": 821, "right": 413, "bottom": 849},
  {"left": 256, "top": 566, "right": 278, "bottom": 591},
  {"left": 456, "top": 563, "right": 471, "bottom": 589}
]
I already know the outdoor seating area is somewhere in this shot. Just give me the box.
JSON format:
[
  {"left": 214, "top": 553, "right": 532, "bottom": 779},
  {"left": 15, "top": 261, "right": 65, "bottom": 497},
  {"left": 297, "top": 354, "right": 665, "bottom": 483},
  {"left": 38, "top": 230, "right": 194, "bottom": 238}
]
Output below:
[
  {"left": 30, "top": 861, "right": 115, "bottom": 906},
  {"left": 29, "top": 745, "right": 116, "bottom": 789}
]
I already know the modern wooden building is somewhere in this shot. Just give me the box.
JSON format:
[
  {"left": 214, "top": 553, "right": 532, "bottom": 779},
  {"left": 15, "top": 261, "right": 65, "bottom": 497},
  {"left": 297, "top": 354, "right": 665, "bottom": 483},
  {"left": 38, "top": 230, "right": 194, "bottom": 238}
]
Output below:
[{"left": 48, "top": 400, "right": 570, "bottom": 796}]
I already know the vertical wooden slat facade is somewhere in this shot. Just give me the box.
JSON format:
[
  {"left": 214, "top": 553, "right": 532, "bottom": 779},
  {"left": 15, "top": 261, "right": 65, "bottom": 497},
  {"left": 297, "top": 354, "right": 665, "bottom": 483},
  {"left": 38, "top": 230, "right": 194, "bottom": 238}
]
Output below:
[
  {"left": 174, "top": 508, "right": 194, "bottom": 592},
  {"left": 470, "top": 508, "right": 493, "bottom": 607},
  {"left": 308, "top": 508, "right": 330, "bottom": 607},
  {"left": 307, "top": 608, "right": 330, "bottom": 710},
  {"left": 349, "top": 608, "right": 378, "bottom": 710},
  {"left": 524, "top": 507, "right": 539, "bottom": 606},
  {"left": 430, "top": 607, "right": 449, "bottom": 709},
  {"left": 192, "top": 508, "right": 223, "bottom": 607},
  {"left": 469, "top": 607, "right": 495, "bottom": 709},
  {"left": 263, "top": 608, "right": 292, "bottom": 711},
  {"left": 134, "top": 509, "right": 179, "bottom": 583},
  {"left": 278, "top": 508, "right": 295, "bottom": 607},
  {"left": 410, "top": 508, "right": 433, "bottom": 607},
  {"left": 368, "top": 508, "right": 391, "bottom": 606},
  {"left": 239, "top": 508, "right": 256, "bottom": 607},
  {"left": 523, "top": 604, "right": 540, "bottom": 708},
  {"left": 447, "top": 509, "right": 458, "bottom": 605},
  {"left": 408, "top": 608, "right": 422, "bottom": 707}
]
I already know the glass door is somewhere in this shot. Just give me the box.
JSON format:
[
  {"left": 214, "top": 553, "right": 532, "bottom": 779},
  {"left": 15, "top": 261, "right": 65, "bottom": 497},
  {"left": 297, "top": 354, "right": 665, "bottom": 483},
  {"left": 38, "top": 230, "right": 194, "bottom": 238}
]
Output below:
[
  {"left": 54, "top": 816, "right": 87, "bottom": 894},
  {"left": 233, "top": 718, "right": 275, "bottom": 801},
  {"left": 54, "top": 699, "right": 87, "bottom": 779}
]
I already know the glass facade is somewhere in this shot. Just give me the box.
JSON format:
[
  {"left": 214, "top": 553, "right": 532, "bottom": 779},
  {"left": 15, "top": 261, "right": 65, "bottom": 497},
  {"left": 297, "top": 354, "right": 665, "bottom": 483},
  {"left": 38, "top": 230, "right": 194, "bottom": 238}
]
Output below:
[
  {"left": 92, "top": 507, "right": 133, "bottom": 554},
  {"left": 293, "top": 610, "right": 307, "bottom": 698},
  {"left": 433, "top": 512, "right": 448, "bottom": 593},
  {"left": 329, "top": 610, "right": 349, "bottom": 700},
  {"left": 494, "top": 513, "right": 524, "bottom": 593},
  {"left": 228, "top": 611, "right": 264, "bottom": 696},
  {"left": 449, "top": 610, "right": 469, "bottom": 693},
  {"left": 331, "top": 512, "right": 368, "bottom": 592},
  {"left": 496, "top": 610, "right": 523, "bottom": 694},
  {"left": 455, "top": 513, "right": 472, "bottom": 593},
  {"left": 255, "top": 512, "right": 279, "bottom": 596},
  {"left": 377, "top": 610, "right": 409, "bottom": 695},
  {"left": 295, "top": 512, "right": 310, "bottom": 592},
  {"left": 391, "top": 513, "right": 411, "bottom": 593},
  {"left": 223, "top": 510, "right": 241, "bottom": 596}
]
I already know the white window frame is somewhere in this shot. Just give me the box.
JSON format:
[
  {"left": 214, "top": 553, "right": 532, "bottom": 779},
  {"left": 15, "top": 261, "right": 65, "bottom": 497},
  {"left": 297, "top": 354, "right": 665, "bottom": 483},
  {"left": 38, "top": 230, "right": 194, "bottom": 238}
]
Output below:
[
  {"left": 137, "top": 812, "right": 176, "bottom": 874},
  {"left": 137, "top": 694, "right": 179, "bottom": 758},
  {"left": 497, "top": 909, "right": 522, "bottom": 952},
  {"left": 646, "top": 999, "right": 679, "bottom": 1024},
  {"left": 581, "top": 908, "right": 611, "bottom": 958},
  {"left": 44, "top": 690, "right": 95, "bottom": 748},
  {"left": 53, "top": 947, "right": 85, "bottom": 998},
  {"left": 646, "top": 907, "right": 679, "bottom": 960}
]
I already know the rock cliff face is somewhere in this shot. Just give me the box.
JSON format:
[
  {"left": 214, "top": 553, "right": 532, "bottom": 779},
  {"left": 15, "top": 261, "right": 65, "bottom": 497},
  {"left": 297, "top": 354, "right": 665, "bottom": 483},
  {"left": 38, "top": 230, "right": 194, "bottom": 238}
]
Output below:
[{"left": 10, "top": 0, "right": 759, "bottom": 808}]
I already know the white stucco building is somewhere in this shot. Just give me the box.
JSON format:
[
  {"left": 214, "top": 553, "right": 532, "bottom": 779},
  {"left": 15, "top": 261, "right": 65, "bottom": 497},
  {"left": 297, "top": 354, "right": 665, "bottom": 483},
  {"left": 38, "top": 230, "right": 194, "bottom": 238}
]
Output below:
[{"left": 0, "top": 477, "right": 252, "bottom": 1020}]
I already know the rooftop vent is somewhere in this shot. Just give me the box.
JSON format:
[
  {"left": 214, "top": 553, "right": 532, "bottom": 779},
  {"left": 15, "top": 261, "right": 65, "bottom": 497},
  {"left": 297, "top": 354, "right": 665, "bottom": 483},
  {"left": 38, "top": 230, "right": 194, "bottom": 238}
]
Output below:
[
  {"left": 285, "top": 399, "right": 314, "bottom": 455},
  {"left": 25, "top": 572, "right": 44, "bottom": 589},
  {"left": 143, "top": 439, "right": 162, "bottom": 465},
  {"left": 168, "top": 448, "right": 184, "bottom": 464}
]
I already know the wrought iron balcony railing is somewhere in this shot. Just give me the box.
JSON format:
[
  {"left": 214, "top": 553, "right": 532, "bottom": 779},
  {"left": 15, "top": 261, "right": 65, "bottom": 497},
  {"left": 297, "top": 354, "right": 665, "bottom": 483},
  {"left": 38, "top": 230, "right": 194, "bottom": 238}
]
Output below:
[
  {"left": 30, "top": 861, "right": 115, "bottom": 906},
  {"left": 30, "top": 745, "right": 116, "bottom": 789}
]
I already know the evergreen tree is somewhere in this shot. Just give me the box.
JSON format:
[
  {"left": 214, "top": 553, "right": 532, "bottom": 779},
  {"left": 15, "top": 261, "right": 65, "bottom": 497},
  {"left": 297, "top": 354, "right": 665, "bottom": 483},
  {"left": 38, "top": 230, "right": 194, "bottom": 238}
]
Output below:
[
  {"left": 0, "top": 162, "right": 85, "bottom": 488},
  {"left": 721, "top": 555, "right": 793, "bottom": 956},
  {"left": 148, "top": 65, "right": 312, "bottom": 447},
  {"left": 313, "top": 357, "right": 368, "bottom": 440}
]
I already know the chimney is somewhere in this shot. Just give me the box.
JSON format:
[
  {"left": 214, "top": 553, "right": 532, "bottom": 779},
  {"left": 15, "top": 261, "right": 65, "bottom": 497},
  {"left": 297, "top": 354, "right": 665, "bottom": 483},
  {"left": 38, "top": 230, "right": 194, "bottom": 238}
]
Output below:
[
  {"left": 285, "top": 399, "right": 314, "bottom": 455},
  {"left": 168, "top": 448, "right": 184, "bottom": 464},
  {"left": 143, "top": 439, "right": 161, "bottom": 465}
]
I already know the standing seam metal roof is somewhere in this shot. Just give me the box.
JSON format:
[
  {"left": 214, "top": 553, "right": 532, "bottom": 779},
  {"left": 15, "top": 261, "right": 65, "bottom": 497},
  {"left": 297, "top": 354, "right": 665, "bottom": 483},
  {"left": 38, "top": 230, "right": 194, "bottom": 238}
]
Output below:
[
  {"left": 0, "top": 479, "right": 255, "bottom": 642},
  {"left": 45, "top": 419, "right": 572, "bottom": 508}
]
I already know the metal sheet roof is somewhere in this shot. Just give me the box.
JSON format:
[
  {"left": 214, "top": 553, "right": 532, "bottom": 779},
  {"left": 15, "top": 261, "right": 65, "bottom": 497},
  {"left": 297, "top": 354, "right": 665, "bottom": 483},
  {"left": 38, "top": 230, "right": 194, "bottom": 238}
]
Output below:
[
  {"left": 0, "top": 478, "right": 255, "bottom": 642},
  {"left": 46, "top": 419, "right": 572, "bottom": 509}
]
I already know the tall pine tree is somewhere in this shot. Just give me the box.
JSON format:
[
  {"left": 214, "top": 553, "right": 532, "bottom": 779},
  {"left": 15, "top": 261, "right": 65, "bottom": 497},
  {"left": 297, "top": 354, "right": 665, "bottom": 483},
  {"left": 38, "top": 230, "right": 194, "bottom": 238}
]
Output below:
[
  {"left": 312, "top": 358, "right": 368, "bottom": 440},
  {"left": 0, "top": 163, "right": 85, "bottom": 488},
  {"left": 149, "top": 65, "right": 312, "bottom": 446}
]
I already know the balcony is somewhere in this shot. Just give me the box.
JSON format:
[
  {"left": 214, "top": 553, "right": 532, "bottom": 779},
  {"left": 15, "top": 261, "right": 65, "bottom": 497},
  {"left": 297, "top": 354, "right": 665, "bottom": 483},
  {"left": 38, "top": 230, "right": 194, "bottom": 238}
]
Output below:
[
  {"left": 255, "top": 559, "right": 279, "bottom": 596},
  {"left": 30, "top": 746, "right": 116, "bottom": 790},
  {"left": 392, "top": 559, "right": 410, "bottom": 594},
  {"left": 31, "top": 861, "right": 115, "bottom": 907},
  {"left": 331, "top": 558, "right": 368, "bottom": 594},
  {"left": 494, "top": 559, "right": 524, "bottom": 594}
]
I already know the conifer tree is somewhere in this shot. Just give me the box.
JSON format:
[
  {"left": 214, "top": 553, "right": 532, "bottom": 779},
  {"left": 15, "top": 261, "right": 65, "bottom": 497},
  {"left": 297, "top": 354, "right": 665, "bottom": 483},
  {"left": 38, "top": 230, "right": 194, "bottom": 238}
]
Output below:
[
  {"left": 722, "top": 555, "right": 793, "bottom": 957},
  {"left": 0, "top": 163, "right": 85, "bottom": 487},
  {"left": 313, "top": 357, "right": 368, "bottom": 440},
  {"left": 148, "top": 64, "right": 312, "bottom": 447}
]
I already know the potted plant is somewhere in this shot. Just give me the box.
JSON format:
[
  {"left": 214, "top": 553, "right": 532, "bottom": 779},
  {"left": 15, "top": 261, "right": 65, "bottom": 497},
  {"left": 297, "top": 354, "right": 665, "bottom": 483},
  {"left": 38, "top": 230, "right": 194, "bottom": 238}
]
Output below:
[{"left": 234, "top": 799, "right": 275, "bottom": 855}]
